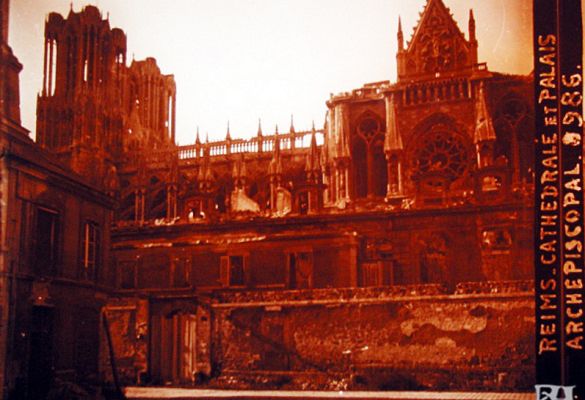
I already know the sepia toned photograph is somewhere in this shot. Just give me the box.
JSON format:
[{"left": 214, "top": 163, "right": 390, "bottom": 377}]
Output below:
[{"left": 0, "top": 0, "right": 582, "bottom": 399}]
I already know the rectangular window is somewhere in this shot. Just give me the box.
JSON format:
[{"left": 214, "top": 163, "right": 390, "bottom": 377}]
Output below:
[
  {"left": 172, "top": 258, "right": 190, "bottom": 288},
  {"left": 81, "top": 222, "right": 101, "bottom": 281},
  {"left": 288, "top": 251, "right": 313, "bottom": 289},
  {"left": 219, "top": 255, "right": 247, "bottom": 287},
  {"left": 362, "top": 262, "right": 382, "bottom": 287},
  {"left": 34, "top": 208, "right": 59, "bottom": 276}
]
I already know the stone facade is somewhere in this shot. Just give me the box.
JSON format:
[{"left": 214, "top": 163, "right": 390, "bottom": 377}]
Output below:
[
  {"left": 102, "top": 0, "right": 534, "bottom": 390},
  {"left": 1, "top": 2, "right": 116, "bottom": 398},
  {"left": 2, "top": 0, "right": 537, "bottom": 395},
  {"left": 0, "top": 110, "right": 115, "bottom": 399}
]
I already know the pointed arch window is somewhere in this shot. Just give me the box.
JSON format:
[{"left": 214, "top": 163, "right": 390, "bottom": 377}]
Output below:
[
  {"left": 494, "top": 94, "right": 533, "bottom": 183},
  {"left": 352, "top": 114, "right": 387, "bottom": 199}
]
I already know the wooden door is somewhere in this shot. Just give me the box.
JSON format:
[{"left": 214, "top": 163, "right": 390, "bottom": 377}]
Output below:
[{"left": 152, "top": 312, "right": 197, "bottom": 384}]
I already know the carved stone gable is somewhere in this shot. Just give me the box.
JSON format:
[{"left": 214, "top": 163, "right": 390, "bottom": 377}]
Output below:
[{"left": 400, "top": 0, "right": 474, "bottom": 79}]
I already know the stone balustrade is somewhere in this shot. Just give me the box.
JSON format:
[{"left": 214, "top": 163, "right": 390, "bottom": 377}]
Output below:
[{"left": 177, "top": 129, "right": 324, "bottom": 161}]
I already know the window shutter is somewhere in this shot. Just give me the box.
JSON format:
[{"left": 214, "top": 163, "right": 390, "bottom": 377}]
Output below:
[
  {"left": 243, "top": 255, "right": 250, "bottom": 287},
  {"left": 95, "top": 226, "right": 101, "bottom": 282},
  {"left": 219, "top": 256, "right": 229, "bottom": 287},
  {"left": 80, "top": 222, "right": 87, "bottom": 280},
  {"left": 308, "top": 252, "right": 313, "bottom": 289}
]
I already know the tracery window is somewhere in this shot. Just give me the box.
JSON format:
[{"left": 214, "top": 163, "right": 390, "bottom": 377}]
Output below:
[
  {"left": 408, "top": 127, "right": 471, "bottom": 183},
  {"left": 413, "top": 130, "right": 468, "bottom": 179},
  {"left": 358, "top": 117, "right": 380, "bottom": 142},
  {"left": 352, "top": 114, "right": 387, "bottom": 198},
  {"left": 419, "top": 29, "right": 453, "bottom": 73},
  {"left": 494, "top": 95, "right": 533, "bottom": 182}
]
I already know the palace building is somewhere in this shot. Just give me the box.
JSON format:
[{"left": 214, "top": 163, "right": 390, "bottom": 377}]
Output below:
[{"left": 1, "top": 0, "right": 535, "bottom": 397}]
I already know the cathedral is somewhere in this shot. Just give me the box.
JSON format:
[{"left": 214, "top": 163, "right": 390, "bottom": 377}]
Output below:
[{"left": 0, "top": 0, "right": 535, "bottom": 397}]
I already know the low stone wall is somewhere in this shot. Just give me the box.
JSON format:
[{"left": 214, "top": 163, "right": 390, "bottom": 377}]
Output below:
[
  {"left": 211, "top": 283, "right": 534, "bottom": 391},
  {"left": 211, "top": 284, "right": 449, "bottom": 304}
]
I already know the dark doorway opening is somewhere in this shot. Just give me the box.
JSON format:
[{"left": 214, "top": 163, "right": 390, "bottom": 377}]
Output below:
[{"left": 28, "top": 306, "right": 55, "bottom": 399}]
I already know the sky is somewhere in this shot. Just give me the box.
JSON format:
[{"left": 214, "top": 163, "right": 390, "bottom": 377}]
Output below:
[{"left": 9, "top": 0, "right": 533, "bottom": 145}]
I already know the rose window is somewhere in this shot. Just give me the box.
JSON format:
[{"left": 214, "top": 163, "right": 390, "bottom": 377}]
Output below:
[{"left": 409, "top": 130, "right": 471, "bottom": 182}]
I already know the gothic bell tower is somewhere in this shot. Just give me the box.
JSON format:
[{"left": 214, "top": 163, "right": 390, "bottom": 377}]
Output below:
[
  {"left": 36, "top": 6, "right": 127, "bottom": 187},
  {"left": 0, "top": 0, "right": 22, "bottom": 126}
]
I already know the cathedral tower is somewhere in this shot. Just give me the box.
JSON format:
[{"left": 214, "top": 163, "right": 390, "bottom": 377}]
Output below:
[
  {"left": 36, "top": 6, "right": 176, "bottom": 188},
  {"left": 0, "top": 0, "right": 22, "bottom": 125},
  {"left": 36, "top": 6, "right": 127, "bottom": 186}
]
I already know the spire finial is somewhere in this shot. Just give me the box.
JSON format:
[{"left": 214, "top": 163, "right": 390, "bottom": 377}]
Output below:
[
  {"left": 469, "top": 9, "right": 476, "bottom": 42},
  {"left": 305, "top": 121, "right": 321, "bottom": 178},
  {"left": 274, "top": 125, "right": 281, "bottom": 155},
  {"left": 397, "top": 16, "right": 404, "bottom": 51},
  {"left": 474, "top": 81, "right": 496, "bottom": 144},
  {"left": 310, "top": 122, "right": 318, "bottom": 149},
  {"left": 195, "top": 126, "right": 201, "bottom": 144},
  {"left": 205, "top": 132, "right": 209, "bottom": 144},
  {"left": 290, "top": 114, "right": 295, "bottom": 133},
  {"left": 226, "top": 121, "right": 231, "bottom": 140},
  {"left": 257, "top": 118, "right": 263, "bottom": 137}
]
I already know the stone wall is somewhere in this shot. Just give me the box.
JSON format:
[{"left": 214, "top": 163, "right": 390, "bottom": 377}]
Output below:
[
  {"left": 101, "top": 298, "right": 149, "bottom": 385},
  {"left": 211, "top": 284, "right": 534, "bottom": 391}
]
